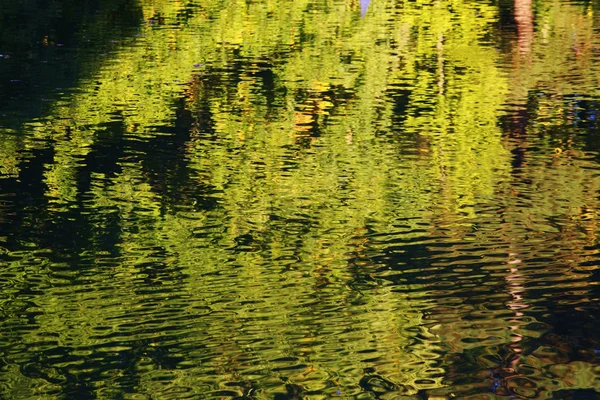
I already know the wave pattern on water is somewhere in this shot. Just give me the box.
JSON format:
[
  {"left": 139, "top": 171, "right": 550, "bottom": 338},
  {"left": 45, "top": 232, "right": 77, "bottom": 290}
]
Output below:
[{"left": 1, "top": 0, "right": 600, "bottom": 398}]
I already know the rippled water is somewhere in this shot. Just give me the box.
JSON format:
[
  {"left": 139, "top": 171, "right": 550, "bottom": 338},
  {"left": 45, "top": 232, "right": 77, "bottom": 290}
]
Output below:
[{"left": 1, "top": 0, "right": 600, "bottom": 398}]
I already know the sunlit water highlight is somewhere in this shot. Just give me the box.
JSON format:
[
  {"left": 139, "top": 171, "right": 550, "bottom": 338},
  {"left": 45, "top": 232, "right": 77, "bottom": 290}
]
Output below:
[{"left": 1, "top": 0, "right": 600, "bottom": 398}]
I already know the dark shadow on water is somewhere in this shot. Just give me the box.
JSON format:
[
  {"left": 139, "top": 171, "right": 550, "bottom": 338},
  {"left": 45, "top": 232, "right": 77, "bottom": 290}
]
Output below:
[{"left": 0, "top": 0, "right": 143, "bottom": 124}]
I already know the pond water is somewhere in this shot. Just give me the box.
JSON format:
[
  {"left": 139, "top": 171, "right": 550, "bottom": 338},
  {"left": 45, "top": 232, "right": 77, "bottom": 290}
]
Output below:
[{"left": 1, "top": 0, "right": 600, "bottom": 398}]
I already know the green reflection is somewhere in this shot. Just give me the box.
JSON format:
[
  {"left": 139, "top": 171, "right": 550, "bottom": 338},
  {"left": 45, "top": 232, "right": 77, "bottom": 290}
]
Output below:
[{"left": 1, "top": 0, "right": 600, "bottom": 398}]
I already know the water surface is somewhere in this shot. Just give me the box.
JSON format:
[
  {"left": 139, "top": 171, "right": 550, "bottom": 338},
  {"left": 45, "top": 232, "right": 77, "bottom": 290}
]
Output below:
[{"left": 1, "top": 0, "right": 600, "bottom": 398}]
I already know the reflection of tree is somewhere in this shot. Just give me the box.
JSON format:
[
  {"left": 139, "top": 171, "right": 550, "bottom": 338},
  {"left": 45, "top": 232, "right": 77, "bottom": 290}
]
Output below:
[
  {"left": 425, "top": 1, "right": 600, "bottom": 396},
  {"left": 514, "top": 0, "right": 534, "bottom": 54},
  {"left": 1, "top": 0, "right": 600, "bottom": 398}
]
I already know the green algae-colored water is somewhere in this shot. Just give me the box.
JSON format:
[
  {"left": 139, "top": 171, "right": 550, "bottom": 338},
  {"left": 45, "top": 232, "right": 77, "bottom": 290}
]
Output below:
[{"left": 1, "top": 0, "right": 600, "bottom": 398}]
